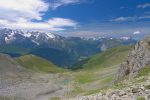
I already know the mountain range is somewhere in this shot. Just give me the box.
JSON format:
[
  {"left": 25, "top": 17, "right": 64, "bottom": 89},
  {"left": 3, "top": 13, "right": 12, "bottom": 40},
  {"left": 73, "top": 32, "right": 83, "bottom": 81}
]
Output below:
[
  {"left": 0, "top": 34, "right": 149, "bottom": 100},
  {"left": 0, "top": 45, "right": 132, "bottom": 100},
  {"left": 0, "top": 28, "right": 136, "bottom": 67}
]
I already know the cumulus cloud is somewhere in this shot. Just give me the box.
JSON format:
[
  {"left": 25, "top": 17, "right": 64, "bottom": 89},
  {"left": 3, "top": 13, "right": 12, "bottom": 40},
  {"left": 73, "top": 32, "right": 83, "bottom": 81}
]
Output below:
[
  {"left": 0, "top": 0, "right": 78, "bottom": 31},
  {"left": 133, "top": 31, "right": 141, "bottom": 35},
  {"left": 0, "top": 0, "right": 48, "bottom": 21},
  {"left": 137, "top": 3, "right": 150, "bottom": 8}
]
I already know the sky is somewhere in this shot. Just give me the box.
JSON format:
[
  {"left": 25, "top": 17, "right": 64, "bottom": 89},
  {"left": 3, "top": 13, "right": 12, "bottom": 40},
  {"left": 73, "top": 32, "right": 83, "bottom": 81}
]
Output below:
[{"left": 0, "top": 0, "right": 150, "bottom": 39}]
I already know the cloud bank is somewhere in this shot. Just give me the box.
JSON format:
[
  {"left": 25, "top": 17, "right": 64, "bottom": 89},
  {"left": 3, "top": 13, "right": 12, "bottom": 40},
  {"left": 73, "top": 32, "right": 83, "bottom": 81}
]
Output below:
[{"left": 0, "top": 0, "right": 78, "bottom": 31}]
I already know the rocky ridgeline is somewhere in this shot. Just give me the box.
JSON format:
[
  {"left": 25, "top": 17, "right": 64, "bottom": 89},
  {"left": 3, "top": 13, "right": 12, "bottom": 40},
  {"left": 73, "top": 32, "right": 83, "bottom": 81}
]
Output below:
[
  {"left": 117, "top": 35, "right": 150, "bottom": 80},
  {"left": 77, "top": 74, "right": 150, "bottom": 100},
  {"left": 75, "top": 35, "right": 150, "bottom": 100}
]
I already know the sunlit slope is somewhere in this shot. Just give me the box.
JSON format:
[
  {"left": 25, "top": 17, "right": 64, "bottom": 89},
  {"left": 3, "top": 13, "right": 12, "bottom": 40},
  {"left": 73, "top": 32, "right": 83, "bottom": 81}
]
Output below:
[
  {"left": 73, "top": 46, "right": 132, "bottom": 70},
  {"left": 14, "top": 46, "right": 133, "bottom": 98},
  {"left": 70, "top": 46, "right": 133, "bottom": 96},
  {"left": 16, "top": 55, "right": 66, "bottom": 73}
]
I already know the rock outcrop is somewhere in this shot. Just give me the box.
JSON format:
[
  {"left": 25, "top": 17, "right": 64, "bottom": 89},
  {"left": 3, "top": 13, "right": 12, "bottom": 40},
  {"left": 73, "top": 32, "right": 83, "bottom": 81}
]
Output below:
[
  {"left": 117, "top": 35, "right": 150, "bottom": 80},
  {"left": 77, "top": 75, "right": 150, "bottom": 100}
]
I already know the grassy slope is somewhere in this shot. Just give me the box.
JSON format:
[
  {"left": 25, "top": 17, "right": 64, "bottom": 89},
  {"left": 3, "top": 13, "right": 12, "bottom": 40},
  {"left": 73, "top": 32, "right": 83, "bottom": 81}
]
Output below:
[
  {"left": 80, "top": 46, "right": 132, "bottom": 70},
  {"left": 70, "top": 46, "right": 132, "bottom": 96},
  {"left": 70, "top": 47, "right": 150, "bottom": 97},
  {"left": 16, "top": 55, "right": 65, "bottom": 73},
  {"left": 14, "top": 46, "right": 134, "bottom": 97},
  {"left": 137, "top": 65, "right": 150, "bottom": 77}
]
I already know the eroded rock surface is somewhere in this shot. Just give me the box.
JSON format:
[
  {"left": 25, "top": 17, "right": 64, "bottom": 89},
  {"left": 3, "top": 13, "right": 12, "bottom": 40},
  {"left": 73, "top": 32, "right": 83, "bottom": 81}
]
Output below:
[{"left": 117, "top": 35, "right": 150, "bottom": 79}]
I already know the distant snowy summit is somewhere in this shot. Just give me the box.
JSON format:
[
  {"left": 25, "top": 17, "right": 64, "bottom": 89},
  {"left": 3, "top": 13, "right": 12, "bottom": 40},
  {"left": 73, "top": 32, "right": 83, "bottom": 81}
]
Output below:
[
  {"left": 0, "top": 28, "right": 62, "bottom": 45},
  {"left": 120, "top": 36, "right": 132, "bottom": 40}
]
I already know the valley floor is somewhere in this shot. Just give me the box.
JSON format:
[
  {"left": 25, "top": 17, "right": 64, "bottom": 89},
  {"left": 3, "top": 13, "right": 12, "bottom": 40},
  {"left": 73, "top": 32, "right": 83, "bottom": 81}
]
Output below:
[{"left": 0, "top": 46, "right": 132, "bottom": 100}]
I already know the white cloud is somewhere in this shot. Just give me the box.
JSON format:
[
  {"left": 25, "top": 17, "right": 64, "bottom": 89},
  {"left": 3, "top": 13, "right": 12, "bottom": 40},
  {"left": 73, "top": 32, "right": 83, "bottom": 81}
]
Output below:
[
  {"left": 48, "top": 17, "right": 77, "bottom": 28},
  {"left": 113, "top": 15, "right": 150, "bottom": 22},
  {"left": 0, "top": 0, "right": 48, "bottom": 21},
  {"left": 0, "top": 0, "right": 78, "bottom": 31},
  {"left": 113, "top": 17, "right": 135, "bottom": 21},
  {"left": 50, "top": 0, "right": 83, "bottom": 9},
  {"left": 137, "top": 3, "right": 150, "bottom": 8},
  {"left": 113, "top": 3, "right": 150, "bottom": 22},
  {"left": 0, "top": 17, "right": 77, "bottom": 31},
  {"left": 133, "top": 31, "right": 141, "bottom": 35}
]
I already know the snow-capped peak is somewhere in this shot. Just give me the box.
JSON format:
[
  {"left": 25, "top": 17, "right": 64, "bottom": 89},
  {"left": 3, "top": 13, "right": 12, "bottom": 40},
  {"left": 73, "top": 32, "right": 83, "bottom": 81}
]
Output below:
[
  {"left": 120, "top": 36, "right": 131, "bottom": 40},
  {"left": 0, "top": 28, "right": 62, "bottom": 46},
  {"left": 45, "top": 32, "right": 56, "bottom": 39},
  {"left": 22, "top": 32, "right": 32, "bottom": 38}
]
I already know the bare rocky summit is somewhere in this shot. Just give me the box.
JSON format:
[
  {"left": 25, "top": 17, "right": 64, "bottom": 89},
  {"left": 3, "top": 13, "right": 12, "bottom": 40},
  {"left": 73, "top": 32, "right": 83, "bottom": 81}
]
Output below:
[{"left": 117, "top": 35, "right": 150, "bottom": 80}]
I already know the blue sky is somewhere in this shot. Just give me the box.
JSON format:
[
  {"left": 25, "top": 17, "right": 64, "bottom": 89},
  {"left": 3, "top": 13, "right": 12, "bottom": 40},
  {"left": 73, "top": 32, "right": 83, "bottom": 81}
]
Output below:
[{"left": 0, "top": 0, "right": 150, "bottom": 38}]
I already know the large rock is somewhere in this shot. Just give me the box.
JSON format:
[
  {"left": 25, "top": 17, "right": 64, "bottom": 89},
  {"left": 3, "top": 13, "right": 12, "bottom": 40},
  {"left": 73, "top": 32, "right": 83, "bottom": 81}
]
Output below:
[{"left": 117, "top": 35, "right": 150, "bottom": 80}]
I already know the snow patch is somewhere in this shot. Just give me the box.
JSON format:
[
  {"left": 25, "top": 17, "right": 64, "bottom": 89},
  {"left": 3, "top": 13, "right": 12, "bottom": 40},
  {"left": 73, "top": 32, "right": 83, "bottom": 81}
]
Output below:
[
  {"left": 133, "top": 31, "right": 140, "bottom": 35},
  {"left": 45, "top": 32, "right": 55, "bottom": 39},
  {"left": 23, "top": 32, "right": 32, "bottom": 38},
  {"left": 120, "top": 36, "right": 131, "bottom": 40}
]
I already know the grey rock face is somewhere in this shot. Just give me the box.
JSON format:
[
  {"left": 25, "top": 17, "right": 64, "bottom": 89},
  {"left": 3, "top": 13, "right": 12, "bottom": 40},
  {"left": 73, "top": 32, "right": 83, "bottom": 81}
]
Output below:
[{"left": 117, "top": 35, "right": 150, "bottom": 80}]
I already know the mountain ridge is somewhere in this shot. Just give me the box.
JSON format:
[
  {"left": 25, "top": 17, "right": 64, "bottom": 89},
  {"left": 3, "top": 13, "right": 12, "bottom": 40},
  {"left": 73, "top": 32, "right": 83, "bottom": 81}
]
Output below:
[
  {"left": 117, "top": 35, "right": 150, "bottom": 80},
  {"left": 77, "top": 35, "right": 150, "bottom": 100},
  {"left": 0, "top": 28, "right": 136, "bottom": 67},
  {"left": 16, "top": 54, "right": 66, "bottom": 73}
]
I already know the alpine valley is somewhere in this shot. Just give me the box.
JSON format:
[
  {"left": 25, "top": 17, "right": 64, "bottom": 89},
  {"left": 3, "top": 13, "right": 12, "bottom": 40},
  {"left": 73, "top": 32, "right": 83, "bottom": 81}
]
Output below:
[
  {"left": 0, "top": 28, "right": 136, "bottom": 67},
  {"left": 0, "top": 27, "right": 150, "bottom": 100},
  {"left": 1, "top": 0, "right": 150, "bottom": 100}
]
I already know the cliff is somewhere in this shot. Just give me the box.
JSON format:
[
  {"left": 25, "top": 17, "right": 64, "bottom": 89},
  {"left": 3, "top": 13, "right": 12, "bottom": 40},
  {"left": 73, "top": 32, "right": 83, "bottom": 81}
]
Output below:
[{"left": 117, "top": 35, "right": 150, "bottom": 80}]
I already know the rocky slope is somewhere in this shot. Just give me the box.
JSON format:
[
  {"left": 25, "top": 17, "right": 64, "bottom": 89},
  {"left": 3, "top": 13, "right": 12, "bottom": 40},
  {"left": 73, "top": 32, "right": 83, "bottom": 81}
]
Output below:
[
  {"left": 0, "top": 54, "right": 70, "bottom": 100},
  {"left": 117, "top": 35, "right": 150, "bottom": 80},
  {"left": 74, "top": 35, "right": 150, "bottom": 100},
  {"left": 0, "top": 36, "right": 147, "bottom": 100},
  {"left": 76, "top": 74, "right": 150, "bottom": 100},
  {"left": 0, "top": 53, "right": 30, "bottom": 78}
]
